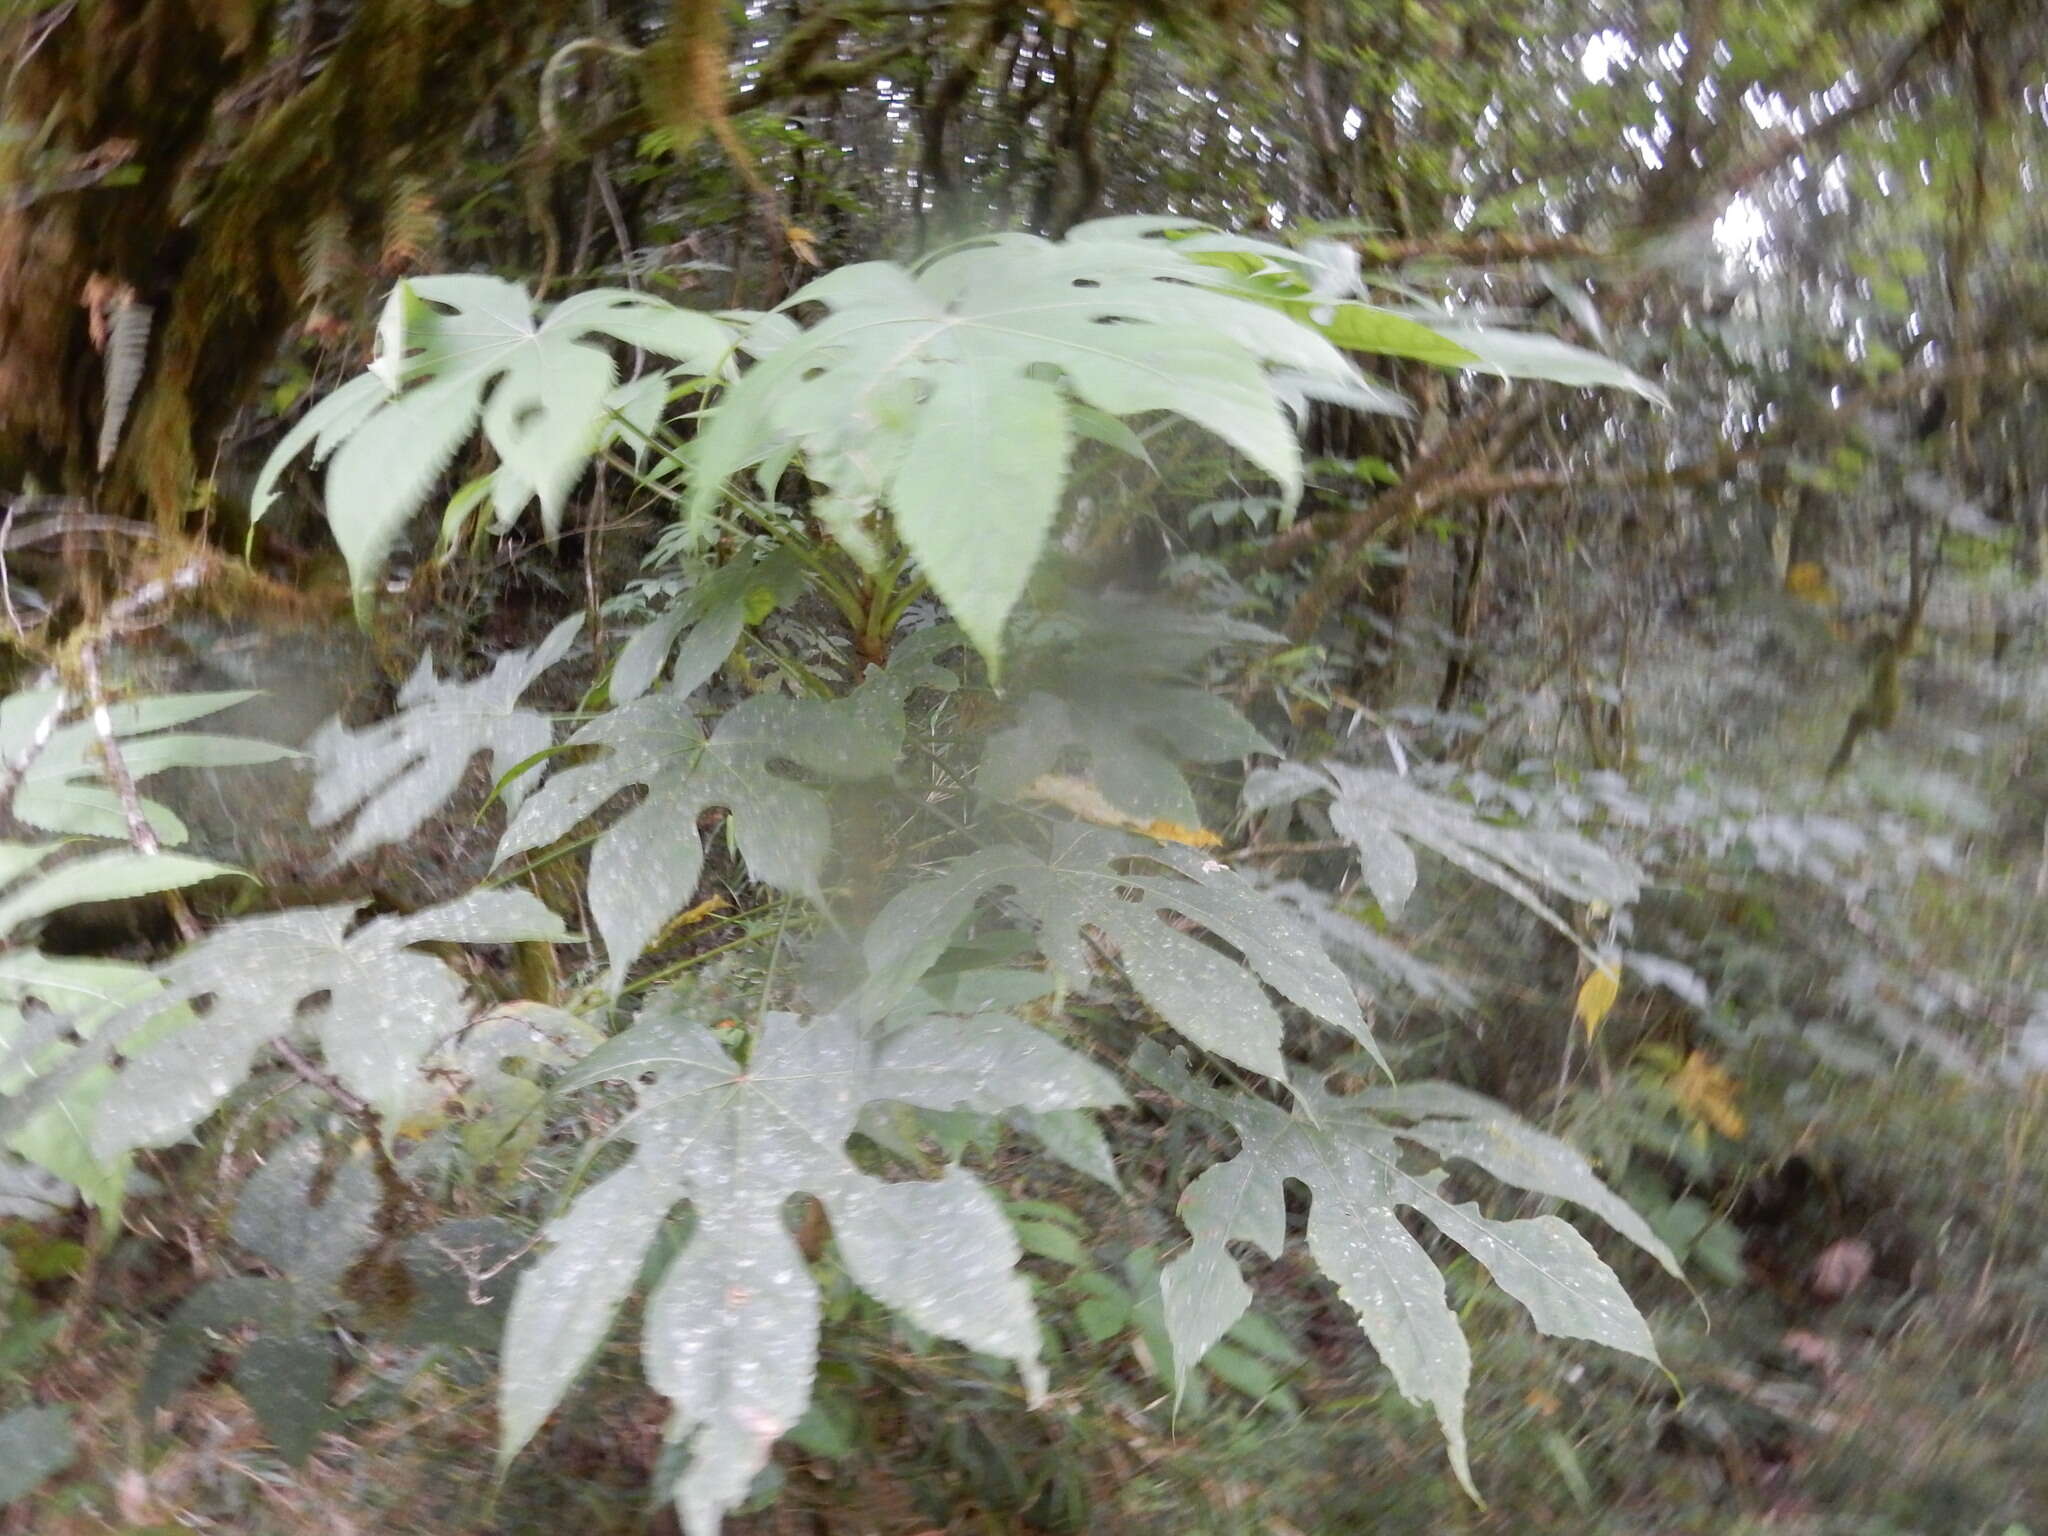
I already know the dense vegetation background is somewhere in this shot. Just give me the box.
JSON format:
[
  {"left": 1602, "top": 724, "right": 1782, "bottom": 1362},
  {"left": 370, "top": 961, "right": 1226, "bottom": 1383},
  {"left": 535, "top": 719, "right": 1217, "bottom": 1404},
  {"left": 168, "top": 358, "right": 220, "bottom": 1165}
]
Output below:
[{"left": 2, "top": 0, "right": 2047, "bottom": 1531}]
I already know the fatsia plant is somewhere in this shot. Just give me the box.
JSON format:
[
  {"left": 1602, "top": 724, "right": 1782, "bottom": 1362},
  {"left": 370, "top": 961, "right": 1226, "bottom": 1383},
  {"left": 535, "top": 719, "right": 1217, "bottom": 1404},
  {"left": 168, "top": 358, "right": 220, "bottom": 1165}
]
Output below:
[
  {"left": 681, "top": 221, "right": 1415, "bottom": 663},
  {"left": 1142, "top": 1047, "right": 1679, "bottom": 1499},
  {"left": 94, "top": 222, "right": 1687, "bottom": 1533},
  {"left": 82, "top": 890, "right": 572, "bottom": 1159},
  {"left": 250, "top": 278, "right": 735, "bottom": 614},
  {"left": 256, "top": 217, "right": 1655, "bottom": 666},
  {"left": 1247, "top": 759, "right": 1642, "bottom": 946},
  {"left": 495, "top": 633, "right": 952, "bottom": 992},
  {"left": 308, "top": 615, "right": 580, "bottom": 861},
  {"left": 499, "top": 995, "right": 1124, "bottom": 1532}
]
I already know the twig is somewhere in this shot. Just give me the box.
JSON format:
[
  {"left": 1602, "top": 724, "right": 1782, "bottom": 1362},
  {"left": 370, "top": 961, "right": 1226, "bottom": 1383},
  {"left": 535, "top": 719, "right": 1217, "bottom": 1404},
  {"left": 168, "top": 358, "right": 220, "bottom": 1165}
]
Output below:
[
  {"left": 102, "top": 555, "right": 211, "bottom": 631},
  {"left": 269, "top": 1035, "right": 374, "bottom": 1120},
  {"left": 78, "top": 645, "right": 164, "bottom": 855},
  {"left": 1231, "top": 839, "right": 1352, "bottom": 860},
  {"left": 0, "top": 687, "right": 67, "bottom": 816}
]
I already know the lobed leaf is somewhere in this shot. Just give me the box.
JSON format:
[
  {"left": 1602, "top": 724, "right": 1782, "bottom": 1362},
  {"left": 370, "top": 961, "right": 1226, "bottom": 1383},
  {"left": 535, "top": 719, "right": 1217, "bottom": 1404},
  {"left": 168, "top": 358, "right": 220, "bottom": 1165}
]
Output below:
[{"left": 502, "top": 1000, "right": 1118, "bottom": 1533}]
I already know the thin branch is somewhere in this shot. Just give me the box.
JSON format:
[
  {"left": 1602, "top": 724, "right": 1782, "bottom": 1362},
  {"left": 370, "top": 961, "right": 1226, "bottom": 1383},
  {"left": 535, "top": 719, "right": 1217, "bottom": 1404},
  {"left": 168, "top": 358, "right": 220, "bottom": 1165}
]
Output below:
[
  {"left": 78, "top": 646, "right": 161, "bottom": 856},
  {"left": 0, "top": 687, "right": 67, "bottom": 817},
  {"left": 1356, "top": 234, "right": 1614, "bottom": 266}
]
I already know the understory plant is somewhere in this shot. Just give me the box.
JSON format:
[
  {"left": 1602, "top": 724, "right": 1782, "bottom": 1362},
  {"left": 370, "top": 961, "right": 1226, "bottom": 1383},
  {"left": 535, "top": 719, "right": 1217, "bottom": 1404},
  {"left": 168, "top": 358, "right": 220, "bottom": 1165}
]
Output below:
[{"left": 3, "top": 220, "right": 1682, "bottom": 1532}]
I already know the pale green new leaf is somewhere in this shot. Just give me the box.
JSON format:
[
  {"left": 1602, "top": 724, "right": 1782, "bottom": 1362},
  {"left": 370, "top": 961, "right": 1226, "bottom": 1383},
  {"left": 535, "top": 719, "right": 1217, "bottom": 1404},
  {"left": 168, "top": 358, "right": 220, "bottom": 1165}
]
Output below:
[
  {"left": 860, "top": 826, "right": 1375, "bottom": 1080},
  {"left": 688, "top": 221, "right": 1390, "bottom": 665},
  {"left": 1142, "top": 1045, "right": 1665, "bottom": 1499},
  {"left": 1431, "top": 326, "right": 1669, "bottom": 405},
  {"left": 500, "top": 1000, "right": 1120, "bottom": 1534},
  {"left": 254, "top": 276, "right": 739, "bottom": 604},
  {"left": 497, "top": 662, "right": 914, "bottom": 991},
  {"left": 83, "top": 890, "right": 573, "bottom": 1158},
  {"left": 891, "top": 364, "right": 1069, "bottom": 665},
  {"left": 307, "top": 616, "right": 578, "bottom": 861}
]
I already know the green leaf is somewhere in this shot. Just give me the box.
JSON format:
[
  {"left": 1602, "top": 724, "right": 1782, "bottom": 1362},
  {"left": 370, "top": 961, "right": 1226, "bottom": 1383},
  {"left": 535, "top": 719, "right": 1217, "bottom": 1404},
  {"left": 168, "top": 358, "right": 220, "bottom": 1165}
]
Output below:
[
  {"left": 254, "top": 277, "right": 739, "bottom": 602},
  {"left": 1248, "top": 762, "right": 1639, "bottom": 954},
  {"left": 0, "top": 949, "right": 167, "bottom": 1214},
  {"left": 1008, "top": 1106, "right": 1120, "bottom": 1190},
  {"left": 307, "top": 616, "right": 578, "bottom": 860},
  {"left": 977, "top": 600, "right": 1272, "bottom": 826},
  {"left": 0, "top": 850, "right": 239, "bottom": 938},
  {"left": 502, "top": 1001, "right": 1120, "bottom": 1533},
  {"left": 1434, "top": 326, "right": 1668, "bottom": 405},
  {"left": 0, "top": 1403, "right": 75, "bottom": 1504},
  {"left": 861, "top": 827, "right": 1376, "bottom": 1080},
  {"left": 498, "top": 656, "right": 916, "bottom": 991},
  {"left": 1309, "top": 301, "right": 1482, "bottom": 366},
  {"left": 1142, "top": 1046, "right": 1664, "bottom": 1499},
  {"left": 86, "top": 891, "right": 572, "bottom": 1157},
  {"left": 0, "top": 688, "right": 294, "bottom": 845},
  {"left": 234, "top": 1333, "right": 336, "bottom": 1464},
  {"left": 690, "top": 222, "right": 1381, "bottom": 668},
  {"left": 247, "top": 372, "right": 386, "bottom": 527},
  {"left": 609, "top": 551, "right": 804, "bottom": 705},
  {"left": 1012, "top": 1217, "right": 1087, "bottom": 1266},
  {"left": 230, "top": 1135, "right": 382, "bottom": 1291},
  {"left": 892, "top": 365, "right": 1070, "bottom": 669}
]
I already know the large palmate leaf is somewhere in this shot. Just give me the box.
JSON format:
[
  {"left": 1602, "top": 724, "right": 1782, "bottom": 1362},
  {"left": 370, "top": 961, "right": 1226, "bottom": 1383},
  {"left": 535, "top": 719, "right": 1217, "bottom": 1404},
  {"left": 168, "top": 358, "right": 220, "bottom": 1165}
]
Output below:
[
  {"left": 1141, "top": 1045, "right": 1676, "bottom": 1497},
  {"left": 0, "top": 687, "right": 295, "bottom": 845},
  {"left": 1213, "top": 229, "right": 1668, "bottom": 403},
  {"left": 497, "top": 652, "right": 932, "bottom": 991},
  {"left": 860, "top": 825, "right": 1374, "bottom": 1079},
  {"left": 685, "top": 221, "right": 1402, "bottom": 664},
  {"left": 499, "top": 998, "right": 1122, "bottom": 1536},
  {"left": 141, "top": 1136, "right": 381, "bottom": 1463},
  {"left": 308, "top": 616, "right": 579, "bottom": 861},
  {"left": 80, "top": 890, "right": 572, "bottom": 1158},
  {"left": 977, "top": 599, "right": 1275, "bottom": 826},
  {"left": 252, "top": 276, "right": 739, "bottom": 608},
  {"left": 1247, "top": 761, "right": 1640, "bottom": 944}
]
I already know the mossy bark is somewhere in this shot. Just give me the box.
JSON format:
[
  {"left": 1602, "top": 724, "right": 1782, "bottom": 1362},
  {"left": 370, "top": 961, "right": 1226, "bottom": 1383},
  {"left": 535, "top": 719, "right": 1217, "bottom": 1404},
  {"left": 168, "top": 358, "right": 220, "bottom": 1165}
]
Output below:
[{"left": 1, "top": 0, "right": 568, "bottom": 527}]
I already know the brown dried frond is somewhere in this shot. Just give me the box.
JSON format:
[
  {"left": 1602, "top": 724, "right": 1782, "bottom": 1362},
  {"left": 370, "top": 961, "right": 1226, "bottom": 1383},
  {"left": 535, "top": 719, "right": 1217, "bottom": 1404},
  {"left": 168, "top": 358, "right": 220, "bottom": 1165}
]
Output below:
[
  {"left": 298, "top": 207, "right": 353, "bottom": 304},
  {"left": 378, "top": 174, "right": 439, "bottom": 276}
]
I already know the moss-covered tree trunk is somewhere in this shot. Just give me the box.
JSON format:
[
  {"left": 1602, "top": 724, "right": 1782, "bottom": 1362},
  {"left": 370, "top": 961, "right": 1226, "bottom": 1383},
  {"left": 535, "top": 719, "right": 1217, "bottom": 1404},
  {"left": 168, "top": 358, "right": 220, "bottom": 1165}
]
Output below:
[{"left": 1, "top": 0, "right": 567, "bottom": 528}]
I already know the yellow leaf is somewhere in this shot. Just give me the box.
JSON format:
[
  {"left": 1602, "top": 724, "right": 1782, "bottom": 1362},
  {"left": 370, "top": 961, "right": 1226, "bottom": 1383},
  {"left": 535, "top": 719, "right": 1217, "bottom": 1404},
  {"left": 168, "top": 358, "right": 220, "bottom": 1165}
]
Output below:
[
  {"left": 1575, "top": 963, "right": 1621, "bottom": 1040},
  {"left": 785, "top": 224, "right": 821, "bottom": 267},
  {"left": 1047, "top": 0, "right": 1080, "bottom": 24},
  {"left": 1134, "top": 818, "right": 1224, "bottom": 851},
  {"left": 1023, "top": 773, "right": 1222, "bottom": 849},
  {"left": 1671, "top": 1050, "right": 1746, "bottom": 1140},
  {"left": 657, "top": 894, "right": 730, "bottom": 944},
  {"left": 1784, "top": 560, "right": 1837, "bottom": 607}
]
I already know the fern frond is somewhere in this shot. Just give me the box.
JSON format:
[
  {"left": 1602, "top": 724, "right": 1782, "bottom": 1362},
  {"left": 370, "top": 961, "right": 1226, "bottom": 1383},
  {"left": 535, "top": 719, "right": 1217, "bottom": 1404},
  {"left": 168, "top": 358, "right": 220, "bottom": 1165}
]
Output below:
[
  {"left": 298, "top": 207, "right": 353, "bottom": 304},
  {"left": 378, "top": 175, "right": 438, "bottom": 277},
  {"left": 96, "top": 297, "right": 153, "bottom": 473}
]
